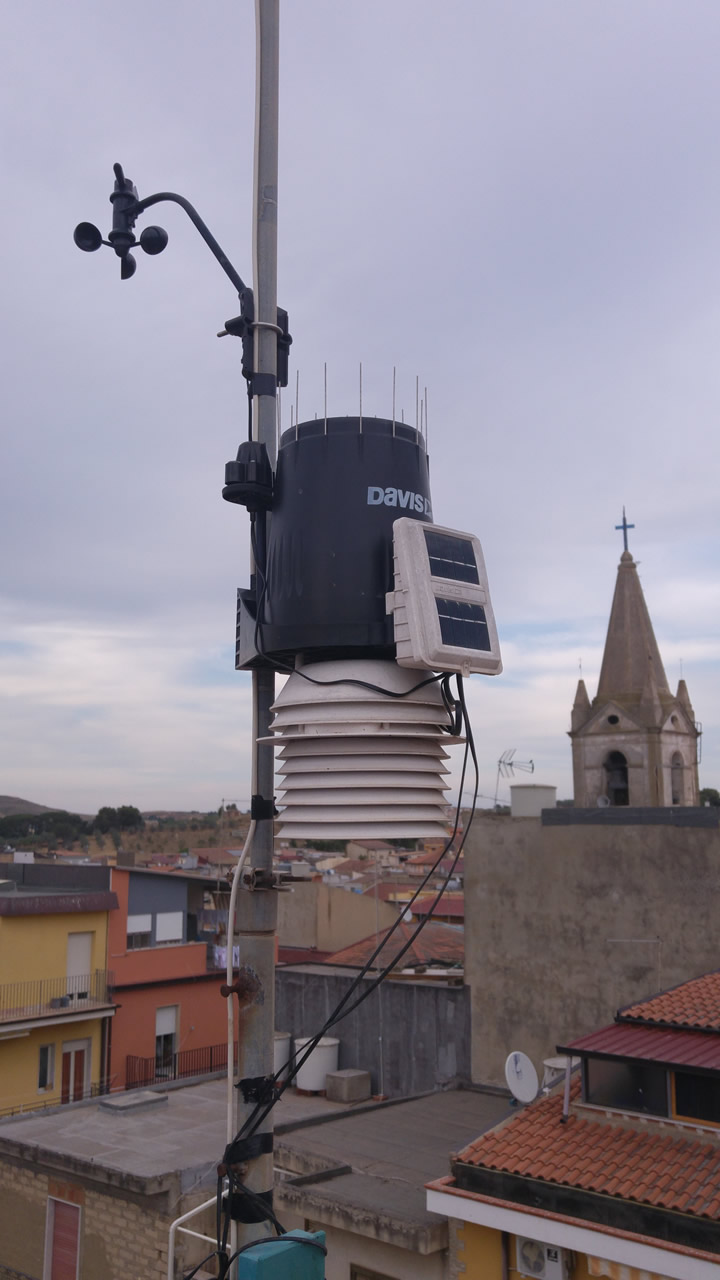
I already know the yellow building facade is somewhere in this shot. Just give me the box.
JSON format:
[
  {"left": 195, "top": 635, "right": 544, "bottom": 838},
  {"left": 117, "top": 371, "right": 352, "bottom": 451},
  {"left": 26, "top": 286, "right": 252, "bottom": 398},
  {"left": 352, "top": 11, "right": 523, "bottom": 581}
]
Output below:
[
  {"left": 453, "top": 1220, "right": 599, "bottom": 1279},
  {"left": 0, "top": 881, "right": 116, "bottom": 1116}
]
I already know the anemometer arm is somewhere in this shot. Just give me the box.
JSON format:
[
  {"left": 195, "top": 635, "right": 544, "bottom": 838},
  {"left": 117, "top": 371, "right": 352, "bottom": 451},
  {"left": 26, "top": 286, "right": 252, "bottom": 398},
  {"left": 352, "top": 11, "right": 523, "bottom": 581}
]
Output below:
[
  {"left": 74, "top": 164, "right": 291, "bottom": 389},
  {"left": 132, "top": 187, "right": 249, "bottom": 297}
]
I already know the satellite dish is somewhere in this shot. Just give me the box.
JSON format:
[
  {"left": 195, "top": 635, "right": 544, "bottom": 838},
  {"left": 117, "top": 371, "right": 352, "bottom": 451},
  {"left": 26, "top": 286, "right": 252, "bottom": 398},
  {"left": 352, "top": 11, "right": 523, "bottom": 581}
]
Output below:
[
  {"left": 597, "top": 794, "right": 610, "bottom": 808},
  {"left": 505, "top": 1051, "right": 539, "bottom": 1104}
]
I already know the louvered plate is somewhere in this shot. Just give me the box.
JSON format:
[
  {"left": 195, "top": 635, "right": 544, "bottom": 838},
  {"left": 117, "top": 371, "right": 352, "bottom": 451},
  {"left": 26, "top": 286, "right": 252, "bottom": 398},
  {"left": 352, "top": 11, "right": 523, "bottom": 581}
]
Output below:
[
  {"left": 277, "top": 786, "right": 450, "bottom": 806},
  {"left": 275, "top": 738, "right": 451, "bottom": 759},
  {"left": 269, "top": 701, "right": 452, "bottom": 727},
  {"left": 279, "top": 764, "right": 450, "bottom": 783},
  {"left": 276, "top": 821, "right": 451, "bottom": 839},
  {"left": 278, "top": 753, "right": 450, "bottom": 773}
]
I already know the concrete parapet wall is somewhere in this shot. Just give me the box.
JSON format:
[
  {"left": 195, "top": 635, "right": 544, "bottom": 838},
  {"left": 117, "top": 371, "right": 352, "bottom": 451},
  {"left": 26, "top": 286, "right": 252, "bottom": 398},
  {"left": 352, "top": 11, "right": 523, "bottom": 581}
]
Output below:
[
  {"left": 464, "top": 815, "right": 720, "bottom": 1085},
  {"left": 276, "top": 967, "right": 470, "bottom": 1096}
]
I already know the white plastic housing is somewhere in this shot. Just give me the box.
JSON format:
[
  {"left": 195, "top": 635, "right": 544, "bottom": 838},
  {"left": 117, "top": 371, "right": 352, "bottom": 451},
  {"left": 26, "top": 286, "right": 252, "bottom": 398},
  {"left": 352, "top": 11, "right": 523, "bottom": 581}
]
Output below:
[
  {"left": 262, "top": 658, "right": 461, "bottom": 840},
  {"left": 386, "top": 517, "right": 502, "bottom": 677}
]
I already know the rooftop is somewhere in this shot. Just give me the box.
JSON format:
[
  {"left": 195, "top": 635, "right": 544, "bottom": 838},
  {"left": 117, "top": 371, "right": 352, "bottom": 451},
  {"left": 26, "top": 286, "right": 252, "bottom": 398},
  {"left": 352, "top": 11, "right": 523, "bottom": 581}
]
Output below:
[
  {"left": 327, "top": 919, "right": 464, "bottom": 969},
  {"left": 276, "top": 1087, "right": 512, "bottom": 1252},
  {"left": 0, "top": 1077, "right": 355, "bottom": 1194},
  {"left": 455, "top": 1085, "right": 720, "bottom": 1221},
  {"left": 558, "top": 1022, "right": 720, "bottom": 1072},
  {"left": 619, "top": 970, "right": 720, "bottom": 1031},
  {"left": 0, "top": 1075, "right": 510, "bottom": 1250}
]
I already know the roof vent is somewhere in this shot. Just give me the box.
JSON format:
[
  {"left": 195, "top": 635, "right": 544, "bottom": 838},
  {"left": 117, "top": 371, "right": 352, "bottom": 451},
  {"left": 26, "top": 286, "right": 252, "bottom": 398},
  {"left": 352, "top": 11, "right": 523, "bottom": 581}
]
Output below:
[{"left": 99, "top": 1090, "right": 168, "bottom": 1114}]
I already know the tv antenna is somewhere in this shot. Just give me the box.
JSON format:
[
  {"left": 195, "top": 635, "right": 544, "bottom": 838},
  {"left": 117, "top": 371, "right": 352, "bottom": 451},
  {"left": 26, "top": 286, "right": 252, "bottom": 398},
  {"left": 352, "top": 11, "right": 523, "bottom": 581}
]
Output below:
[{"left": 494, "top": 748, "right": 534, "bottom": 808}]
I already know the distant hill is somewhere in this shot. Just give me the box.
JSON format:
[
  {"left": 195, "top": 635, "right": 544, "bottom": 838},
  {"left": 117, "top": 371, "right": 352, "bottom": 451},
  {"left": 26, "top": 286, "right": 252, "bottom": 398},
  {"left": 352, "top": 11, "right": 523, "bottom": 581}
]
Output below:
[{"left": 0, "top": 795, "right": 60, "bottom": 818}]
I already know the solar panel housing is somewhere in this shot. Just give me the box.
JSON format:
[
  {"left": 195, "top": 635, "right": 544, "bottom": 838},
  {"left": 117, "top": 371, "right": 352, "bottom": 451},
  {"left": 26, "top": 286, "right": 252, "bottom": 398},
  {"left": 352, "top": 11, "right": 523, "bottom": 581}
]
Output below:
[{"left": 387, "top": 518, "right": 502, "bottom": 676}]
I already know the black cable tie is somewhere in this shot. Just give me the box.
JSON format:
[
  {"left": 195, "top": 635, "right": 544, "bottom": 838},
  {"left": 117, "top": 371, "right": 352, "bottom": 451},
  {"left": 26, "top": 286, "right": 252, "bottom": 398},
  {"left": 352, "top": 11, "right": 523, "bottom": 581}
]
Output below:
[
  {"left": 250, "top": 794, "right": 275, "bottom": 821},
  {"left": 227, "top": 1187, "right": 274, "bottom": 1224},
  {"left": 237, "top": 1074, "right": 279, "bottom": 1105},
  {"left": 249, "top": 371, "right": 277, "bottom": 398},
  {"left": 222, "top": 1131, "right": 273, "bottom": 1168}
]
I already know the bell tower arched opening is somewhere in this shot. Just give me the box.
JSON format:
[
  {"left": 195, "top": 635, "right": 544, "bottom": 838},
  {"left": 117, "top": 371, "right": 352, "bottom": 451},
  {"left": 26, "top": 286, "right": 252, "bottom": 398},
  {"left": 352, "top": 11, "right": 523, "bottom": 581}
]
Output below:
[
  {"left": 671, "top": 753, "right": 684, "bottom": 805},
  {"left": 605, "top": 751, "right": 629, "bottom": 806}
]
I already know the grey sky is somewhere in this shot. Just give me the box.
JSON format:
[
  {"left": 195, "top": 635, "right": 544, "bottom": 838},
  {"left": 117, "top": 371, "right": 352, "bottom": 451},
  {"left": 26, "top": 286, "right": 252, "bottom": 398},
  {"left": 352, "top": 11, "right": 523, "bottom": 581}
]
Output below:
[{"left": 2, "top": 1, "right": 718, "bottom": 813}]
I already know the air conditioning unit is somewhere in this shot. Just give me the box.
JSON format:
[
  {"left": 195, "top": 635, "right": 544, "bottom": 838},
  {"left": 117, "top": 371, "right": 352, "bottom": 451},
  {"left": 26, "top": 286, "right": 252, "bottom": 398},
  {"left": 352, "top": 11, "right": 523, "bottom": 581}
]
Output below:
[{"left": 515, "top": 1237, "right": 572, "bottom": 1280}]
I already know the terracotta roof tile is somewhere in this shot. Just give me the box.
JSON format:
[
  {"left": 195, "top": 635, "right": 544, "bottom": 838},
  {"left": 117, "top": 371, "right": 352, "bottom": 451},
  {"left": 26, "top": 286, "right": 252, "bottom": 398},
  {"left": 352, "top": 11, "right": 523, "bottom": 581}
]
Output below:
[
  {"left": 456, "top": 1089, "right": 720, "bottom": 1220},
  {"left": 327, "top": 919, "right": 464, "bottom": 969},
  {"left": 619, "top": 970, "right": 720, "bottom": 1031}
]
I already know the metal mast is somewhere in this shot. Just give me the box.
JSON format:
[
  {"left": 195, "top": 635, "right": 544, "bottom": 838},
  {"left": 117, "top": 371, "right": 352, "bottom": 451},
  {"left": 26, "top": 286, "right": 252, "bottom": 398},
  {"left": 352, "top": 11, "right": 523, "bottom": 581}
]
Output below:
[{"left": 230, "top": 0, "right": 280, "bottom": 1250}]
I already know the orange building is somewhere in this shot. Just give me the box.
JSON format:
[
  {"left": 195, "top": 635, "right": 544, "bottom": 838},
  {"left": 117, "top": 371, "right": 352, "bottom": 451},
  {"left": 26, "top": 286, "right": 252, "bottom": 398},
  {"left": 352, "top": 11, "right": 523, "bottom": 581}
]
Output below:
[{"left": 108, "top": 867, "right": 235, "bottom": 1090}]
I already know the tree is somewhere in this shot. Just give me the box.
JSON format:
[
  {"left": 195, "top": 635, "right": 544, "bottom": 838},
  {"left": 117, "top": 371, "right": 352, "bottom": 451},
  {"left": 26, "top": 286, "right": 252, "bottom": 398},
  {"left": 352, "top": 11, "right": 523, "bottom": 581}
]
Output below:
[
  {"left": 700, "top": 787, "right": 720, "bottom": 807},
  {"left": 94, "top": 807, "right": 118, "bottom": 834},
  {"left": 116, "top": 805, "right": 143, "bottom": 830},
  {"left": 93, "top": 805, "right": 143, "bottom": 833}
]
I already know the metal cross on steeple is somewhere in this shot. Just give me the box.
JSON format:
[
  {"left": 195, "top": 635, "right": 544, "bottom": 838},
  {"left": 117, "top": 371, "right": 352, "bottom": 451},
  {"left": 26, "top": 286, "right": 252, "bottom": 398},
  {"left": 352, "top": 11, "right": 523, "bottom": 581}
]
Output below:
[{"left": 615, "top": 506, "right": 635, "bottom": 553}]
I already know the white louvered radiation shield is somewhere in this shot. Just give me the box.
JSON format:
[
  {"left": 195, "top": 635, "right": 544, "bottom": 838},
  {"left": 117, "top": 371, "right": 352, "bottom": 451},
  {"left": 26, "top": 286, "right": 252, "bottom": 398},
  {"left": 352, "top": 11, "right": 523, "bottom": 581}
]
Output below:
[{"left": 261, "top": 659, "right": 463, "bottom": 840}]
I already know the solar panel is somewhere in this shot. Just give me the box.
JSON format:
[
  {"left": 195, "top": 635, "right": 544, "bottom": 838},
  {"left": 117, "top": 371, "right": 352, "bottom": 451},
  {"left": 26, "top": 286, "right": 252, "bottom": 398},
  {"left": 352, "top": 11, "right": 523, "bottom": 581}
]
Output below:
[
  {"left": 389, "top": 517, "right": 502, "bottom": 675},
  {"left": 424, "top": 530, "right": 479, "bottom": 584},
  {"left": 435, "top": 598, "right": 491, "bottom": 650}
]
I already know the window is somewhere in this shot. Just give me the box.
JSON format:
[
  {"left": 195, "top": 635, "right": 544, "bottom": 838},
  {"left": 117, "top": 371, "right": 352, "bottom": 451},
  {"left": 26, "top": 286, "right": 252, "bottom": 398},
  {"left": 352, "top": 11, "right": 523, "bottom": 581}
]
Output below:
[
  {"left": 155, "top": 1005, "right": 178, "bottom": 1079},
  {"left": 350, "top": 1268, "right": 398, "bottom": 1280},
  {"left": 127, "top": 913, "right": 152, "bottom": 949},
  {"left": 674, "top": 1071, "right": 720, "bottom": 1125},
  {"left": 38, "top": 1044, "right": 55, "bottom": 1091},
  {"left": 155, "top": 911, "right": 184, "bottom": 943},
  {"left": 584, "top": 1056, "right": 668, "bottom": 1116},
  {"left": 127, "top": 930, "right": 152, "bottom": 949},
  {"left": 66, "top": 932, "right": 93, "bottom": 1001},
  {"left": 44, "top": 1198, "right": 80, "bottom": 1280}
]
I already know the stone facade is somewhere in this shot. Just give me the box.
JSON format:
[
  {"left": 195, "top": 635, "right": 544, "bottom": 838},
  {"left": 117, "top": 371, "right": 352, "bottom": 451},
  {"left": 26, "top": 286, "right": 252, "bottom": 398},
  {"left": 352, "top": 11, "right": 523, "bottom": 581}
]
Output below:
[
  {"left": 0, "top": 1145, "right": 208, "bottom": 1280},
  {"left": 464, "top": 811, "right": 720, "bottom": 1086}
]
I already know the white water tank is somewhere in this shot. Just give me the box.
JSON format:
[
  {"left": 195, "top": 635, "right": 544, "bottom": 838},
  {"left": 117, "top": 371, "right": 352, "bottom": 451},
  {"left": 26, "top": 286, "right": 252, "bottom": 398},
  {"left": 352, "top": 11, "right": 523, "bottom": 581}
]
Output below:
[
  {"left": 510, "top": 785, "right": 557, "bottom": 818},
  {"left": 274, "top": 1032, "right": 292, "bottom": 1082},
  {"left": 293, "top": 1036, "right": 340, "bottom": 1091}
]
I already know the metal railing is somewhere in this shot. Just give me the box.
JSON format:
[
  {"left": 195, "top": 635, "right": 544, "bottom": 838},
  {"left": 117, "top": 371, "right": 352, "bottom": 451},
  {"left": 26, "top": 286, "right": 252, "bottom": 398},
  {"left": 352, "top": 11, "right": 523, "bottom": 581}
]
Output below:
[
  {"left": 0, "top": 970, "right": 113, "bottom": 1023},
  {"left": 126, "top": 1041, "right": 238, "bottom": 1089},
  {"left": 0, "top": 1078, "right": 112, "bottom": 1119}
]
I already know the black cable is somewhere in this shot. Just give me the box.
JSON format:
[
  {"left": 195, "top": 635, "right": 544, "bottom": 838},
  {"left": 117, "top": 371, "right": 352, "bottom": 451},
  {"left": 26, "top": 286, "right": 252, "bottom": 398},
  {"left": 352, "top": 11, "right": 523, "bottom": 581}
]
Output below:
[
  {"left": 232, "top": 1179, "right": 286, "bottom": 1236},
  {"left": 236, "top": 721, "right": 470, "bottom": 1140},
  {"left": 227, "top": 674, "right": 476, "bottom": 1148},
  {"left": 224, "top": 1234, "right": 328, "bottom": 1267},
  {"left": 323, "top": 693, "right": 476, "bottom": 1028}
]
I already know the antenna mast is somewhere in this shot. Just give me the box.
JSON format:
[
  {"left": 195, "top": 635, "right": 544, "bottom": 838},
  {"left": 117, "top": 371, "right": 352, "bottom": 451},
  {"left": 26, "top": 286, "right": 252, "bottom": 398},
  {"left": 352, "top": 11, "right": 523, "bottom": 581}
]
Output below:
[{"left": 494, "top": 748, "right": 534, "bottom": 809}]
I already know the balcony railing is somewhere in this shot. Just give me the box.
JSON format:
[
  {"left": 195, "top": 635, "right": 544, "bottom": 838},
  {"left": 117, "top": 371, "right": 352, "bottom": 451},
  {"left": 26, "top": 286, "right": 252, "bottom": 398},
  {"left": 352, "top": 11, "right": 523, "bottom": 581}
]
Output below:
[
  {"left": 0, "top": 1078, "right": 112, "bottom": 1120},
  {"left": 126, "top": 1041, "right": 238, "bottom": 1089},
  {"left": 0, "top": 970, "right": 114, "bottom": 1023}
]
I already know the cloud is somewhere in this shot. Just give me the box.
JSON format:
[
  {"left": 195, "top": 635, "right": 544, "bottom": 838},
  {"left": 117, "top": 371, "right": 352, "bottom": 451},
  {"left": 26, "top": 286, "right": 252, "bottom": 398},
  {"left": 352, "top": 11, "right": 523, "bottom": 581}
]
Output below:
[{"left": 2, "top": 0, "right": 718, "bottom": 810}]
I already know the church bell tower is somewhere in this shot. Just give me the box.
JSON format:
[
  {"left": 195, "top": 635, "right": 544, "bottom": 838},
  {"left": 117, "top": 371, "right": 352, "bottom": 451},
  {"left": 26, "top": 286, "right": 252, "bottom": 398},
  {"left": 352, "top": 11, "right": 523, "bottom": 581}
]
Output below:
[{"left": 570, "top": 512, "right": 700, "bottom": 808}]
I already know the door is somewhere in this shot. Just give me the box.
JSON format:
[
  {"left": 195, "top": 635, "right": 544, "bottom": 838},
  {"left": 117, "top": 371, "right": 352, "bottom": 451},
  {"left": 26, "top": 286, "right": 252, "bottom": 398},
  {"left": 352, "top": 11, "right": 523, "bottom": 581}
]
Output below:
[
  {"left": 66, "top": 932, "right": 93, "bottom": 1002},
  {"left": 45, "top": 1198, "right": 80, "bottom": 1280},
  {"left": 61, "top": 1040, "right": 90, "bottom": 1104}
]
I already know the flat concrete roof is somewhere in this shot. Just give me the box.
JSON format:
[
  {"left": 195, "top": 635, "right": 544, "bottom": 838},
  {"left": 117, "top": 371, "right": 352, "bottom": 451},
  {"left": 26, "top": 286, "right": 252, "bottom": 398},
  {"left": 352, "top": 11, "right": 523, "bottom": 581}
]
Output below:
[
  {"left": 0, "top": 1078, "right": 511, "bottom": 1243},
  {"left": 0, "top": 1077, "right": 350, "bottom": 1192},
  {"left": 275, "top": 1088, "right": 513, "bottom": 1251}
]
